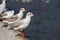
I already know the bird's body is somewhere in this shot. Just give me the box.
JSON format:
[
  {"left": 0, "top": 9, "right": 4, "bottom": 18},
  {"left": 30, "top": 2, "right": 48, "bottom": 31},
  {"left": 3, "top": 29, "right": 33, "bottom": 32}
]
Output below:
[
  {"left": 6, "top": 12, "right": 34, "bottom": 39},
  {"left": 14, "top": 16, "right": 31, "bottom": 30},
  {"left": 8, "top": 16, "right": 31, "bottom": 29},
  {"left": 2, "top": 8, "right": 25, "bottom": 24},
  {"left": 7, "top": 12, "right": 34, "bottom": 31}
]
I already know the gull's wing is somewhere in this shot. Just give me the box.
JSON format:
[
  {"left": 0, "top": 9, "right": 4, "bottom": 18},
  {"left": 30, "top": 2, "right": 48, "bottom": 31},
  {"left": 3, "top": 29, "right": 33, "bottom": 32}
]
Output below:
[
  {"left": 8, "top": 20, "right": 24, "bottom": 28},
  {"left": 3, "top": 10, "right": 14, "bottom": 16},
  {"left": 3, "top": 15, "right": 18, "bottom": 22}
]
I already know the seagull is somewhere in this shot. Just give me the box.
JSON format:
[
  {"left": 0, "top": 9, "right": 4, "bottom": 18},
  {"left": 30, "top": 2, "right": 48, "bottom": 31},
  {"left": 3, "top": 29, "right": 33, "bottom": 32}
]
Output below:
[
  {"left": 7, "top": 12, "right": 34, "bottom": 39},
  {"left": 13, "top": 12, "right": 34, "bottom": 30},
  {"left": 2, "top": 10, "right": 14, "bottom": 18},
  {"left": 0, "top": 0, "right": 7, "bottom": 14},
  {"left": 9, "top": 12, "right": 34, "bottom": 30},
  {"left": 2, "top": 8, "right": 26, "bottom": 24}
]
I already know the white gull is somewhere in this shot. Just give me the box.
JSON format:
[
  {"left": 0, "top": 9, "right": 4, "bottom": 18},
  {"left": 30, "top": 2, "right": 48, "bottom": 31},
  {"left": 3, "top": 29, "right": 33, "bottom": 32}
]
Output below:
[
  {"left": 8, "top": 12, "right": 34, "bottom": 39},
  {"left": 3, "top": 8, "right": 26, "bottom": 24},
  {"left": 8, "top": 12, "right": 34, "bottom": 31}
]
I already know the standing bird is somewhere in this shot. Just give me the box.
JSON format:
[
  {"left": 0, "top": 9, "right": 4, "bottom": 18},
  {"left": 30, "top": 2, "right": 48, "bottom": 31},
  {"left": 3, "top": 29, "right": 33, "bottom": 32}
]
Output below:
[
  {"left": 8, "top": 12, "right": 34, "bottom": 39},
  {"left": 13, "top": 12, "right": 34, "bottom": 30},
  {"left": 14, "top": 12, "right": 34, "bottom": 39},
  {"left": 0, "top": 0, "right": 7, "bottom": 14},
  {"left": 3, "top": 8, "right": 26, "bottom": 24}
]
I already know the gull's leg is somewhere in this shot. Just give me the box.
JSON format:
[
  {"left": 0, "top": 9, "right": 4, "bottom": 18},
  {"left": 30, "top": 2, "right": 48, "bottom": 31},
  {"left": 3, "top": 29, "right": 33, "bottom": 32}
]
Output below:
[
  {"left": 15, "top": 29, "right": 24, "bottom": 36},
  {"left": 21, "top": 32, "right": 25, "bottom": 40},
  {"left": 15, "top": 30, "right": 27, "bottom": 40},
  {"left": 15, "top": 29, "right": 23, "bottom": 36},
  {"left": 20, "top": 29, "right": 25, "bottom": 39},
  {"left": 15, "top": 31, "right": 22, "bottom": 36}
]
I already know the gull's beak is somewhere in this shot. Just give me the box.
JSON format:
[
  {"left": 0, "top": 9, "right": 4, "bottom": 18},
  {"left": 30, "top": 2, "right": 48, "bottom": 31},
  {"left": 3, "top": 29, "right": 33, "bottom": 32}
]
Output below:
[{"left": 33, "top": 13, "right": 37, "bottom": 16}]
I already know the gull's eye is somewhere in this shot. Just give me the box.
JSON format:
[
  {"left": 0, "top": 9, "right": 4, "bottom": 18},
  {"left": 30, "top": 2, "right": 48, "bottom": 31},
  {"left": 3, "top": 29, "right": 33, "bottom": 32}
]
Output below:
[
  {"left": 28, "top": 14, "right": 31, "bottom": 16},
  {"left": 29, "top": 14, "right": 31, "bottom": 15}
]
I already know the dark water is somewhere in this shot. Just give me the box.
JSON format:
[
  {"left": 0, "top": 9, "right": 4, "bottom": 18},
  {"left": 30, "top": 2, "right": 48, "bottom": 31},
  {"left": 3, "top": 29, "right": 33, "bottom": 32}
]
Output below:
[{"left": 0, "top": 0, "right": 60, "bottom": 40}]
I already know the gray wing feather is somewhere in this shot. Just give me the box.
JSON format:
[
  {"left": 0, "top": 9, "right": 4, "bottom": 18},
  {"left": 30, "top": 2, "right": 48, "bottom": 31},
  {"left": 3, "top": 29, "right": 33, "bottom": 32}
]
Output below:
[{"left": 8, "top": 20, "right": 24, "bottom": 28}]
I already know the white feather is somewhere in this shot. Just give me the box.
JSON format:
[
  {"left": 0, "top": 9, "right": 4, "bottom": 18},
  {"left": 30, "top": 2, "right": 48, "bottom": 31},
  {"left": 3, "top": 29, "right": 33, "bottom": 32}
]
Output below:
[
  {"left": 0, "top": 0, "right": 7, "bottom": 14},
  {"left": 11, "top": 12, "right": 33, "bottom": 30},
  {"left": 3, "top": 8, "right": 25, "bottom": 24},
  {"left": 2, "top": 10, "right": 14, "bottom": 18}
]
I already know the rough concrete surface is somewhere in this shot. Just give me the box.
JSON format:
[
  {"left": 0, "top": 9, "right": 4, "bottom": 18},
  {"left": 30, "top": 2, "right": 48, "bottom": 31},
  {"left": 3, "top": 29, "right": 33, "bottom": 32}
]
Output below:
[{"left": 0, "top": 22, "right": 28, "bottom": 40}]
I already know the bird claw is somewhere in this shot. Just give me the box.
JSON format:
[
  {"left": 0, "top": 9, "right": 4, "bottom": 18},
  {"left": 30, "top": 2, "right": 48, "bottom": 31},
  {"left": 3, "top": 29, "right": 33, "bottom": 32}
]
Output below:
[{"left": 15, "top": 33, "right": 27, "bottom": 38}]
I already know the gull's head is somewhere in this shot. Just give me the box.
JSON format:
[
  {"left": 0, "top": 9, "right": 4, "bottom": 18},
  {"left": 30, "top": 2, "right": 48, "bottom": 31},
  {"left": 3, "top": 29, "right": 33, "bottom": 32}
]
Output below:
[
  {"left": 26, "top": 12, "right": 34, "bottom": 17},
  {"left": 20, "top": 8, "right": 26, "bottom": 12}
]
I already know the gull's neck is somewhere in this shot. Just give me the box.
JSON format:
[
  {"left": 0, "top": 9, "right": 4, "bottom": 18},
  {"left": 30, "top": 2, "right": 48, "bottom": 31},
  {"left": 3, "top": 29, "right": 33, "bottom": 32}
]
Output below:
[
  {"left": 17, "top": 11, "right": 23, "bottom": 17},
  {"left": 2, "top": 0, "right": 5, "bottom": 4},
  {"left": 25, "top": 16, "right": 31, "bottom": 21}
]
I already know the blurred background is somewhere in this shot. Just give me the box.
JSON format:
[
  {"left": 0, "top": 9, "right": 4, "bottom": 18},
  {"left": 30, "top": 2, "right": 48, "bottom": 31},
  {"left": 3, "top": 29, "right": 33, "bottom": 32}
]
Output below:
[{"left": 0, "top": 0, "right": 60, "bottom": 40}]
